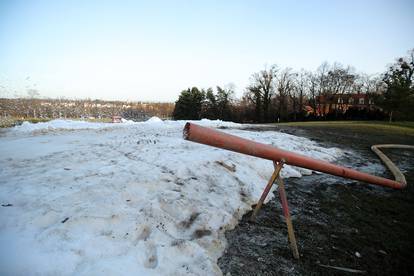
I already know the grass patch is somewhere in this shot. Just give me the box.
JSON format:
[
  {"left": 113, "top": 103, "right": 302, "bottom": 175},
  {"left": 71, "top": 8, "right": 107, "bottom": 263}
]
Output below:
[
  {"left": 275, "top": 121, "right": 414, "bottom": 136},
  {"left": 83, "top": 117, "right": 112, "bottom": 123},
  {"left": 0, "top": 117, "right": 51, "bottom": 128}
]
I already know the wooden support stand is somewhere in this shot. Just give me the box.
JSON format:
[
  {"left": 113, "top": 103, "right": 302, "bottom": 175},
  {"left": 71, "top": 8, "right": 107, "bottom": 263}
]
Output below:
[
  {"left": 277, "top": 176, "right": 300, "bottom": 259},
  {"left": 250, "top": 161, "right": 300, "bottom": 259},
  {"left": 250, "top": 161, "right": 284, "bottom": 222}
]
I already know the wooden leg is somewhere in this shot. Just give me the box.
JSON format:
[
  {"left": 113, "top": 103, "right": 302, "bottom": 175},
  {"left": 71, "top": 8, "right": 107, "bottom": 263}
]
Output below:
[
  {"left": 277, "top": 177, "right": 300, "bottom": 259},
  {"left": 250, "top": 161, "right": 283, "bottom": 222}
]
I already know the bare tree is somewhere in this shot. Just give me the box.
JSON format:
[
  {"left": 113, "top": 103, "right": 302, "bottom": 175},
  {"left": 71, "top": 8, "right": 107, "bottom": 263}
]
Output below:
[
  {"left": 244, "top": 85, "right": 263, "bottom": 122},
  {"left": 247, "top": 65, "right": 278, "bottom": 122},
  {"left": 292, "top": 69, "right": 308, "bottom": 120},
  {"left": 315, "top": 62, "right": 331, "bottom": 117},
  {"left": 276, "top": 68, "right": 295, "bottom": 121},
  {"left": 325, "top": 64, "right": 357, "bottom": 114},
  {"left": 306, "top": 71, "right": 318, "bottom": 113}
]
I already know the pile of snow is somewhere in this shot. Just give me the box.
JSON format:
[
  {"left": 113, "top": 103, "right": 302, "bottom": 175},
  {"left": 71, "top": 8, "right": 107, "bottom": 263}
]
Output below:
[
  {"left": 12, "top": 119, "right": 116, "bottom": 132},
  {"left": 10, "top": 118, "right": 242, "bottom": 134},
  {"left": 0, "top": 119, "right": 342, "bottom": 275},
  {"left": 146, "top": 116, "right": 163, "bottom": 123},
  {"left": 121, "top": 118, "right": 135, "bottom": 124}
]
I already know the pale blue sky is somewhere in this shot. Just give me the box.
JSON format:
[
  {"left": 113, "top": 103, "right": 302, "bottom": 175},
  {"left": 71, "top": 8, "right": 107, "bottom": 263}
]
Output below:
[{"left": 0, "top": 0, "right": 413, "bottom": 101}]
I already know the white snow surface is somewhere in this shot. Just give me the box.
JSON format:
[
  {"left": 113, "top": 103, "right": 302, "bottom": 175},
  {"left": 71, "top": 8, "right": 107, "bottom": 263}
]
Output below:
[
  {"left": 0, "top": 119, "right": 342, "bottom": 275},
  {"left": 146, "top": 116, "right": 163, "bottom": 123}
]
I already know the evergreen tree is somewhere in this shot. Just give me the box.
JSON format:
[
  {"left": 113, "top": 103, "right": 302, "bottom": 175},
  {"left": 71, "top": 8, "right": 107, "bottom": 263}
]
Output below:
[
  {"left": 216, "top": 86, "right": 234, "bottom": 121},
  {"left": 201, "top": 88, "right": 218, "bottom": 119},
  {"left": 172, "top": 87, "right": 205, "bottom": 120}
]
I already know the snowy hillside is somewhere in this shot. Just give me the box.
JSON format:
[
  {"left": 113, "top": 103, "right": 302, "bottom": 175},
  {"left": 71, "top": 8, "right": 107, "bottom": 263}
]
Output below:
[{"left": 0, "top": 119, "right": 342, "bottom": 275}]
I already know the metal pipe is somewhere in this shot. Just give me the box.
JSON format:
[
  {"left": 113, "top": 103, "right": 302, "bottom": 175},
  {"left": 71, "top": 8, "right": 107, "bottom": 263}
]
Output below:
[{"left": 183, "top": 123, "right": 405, "bottom": 189}]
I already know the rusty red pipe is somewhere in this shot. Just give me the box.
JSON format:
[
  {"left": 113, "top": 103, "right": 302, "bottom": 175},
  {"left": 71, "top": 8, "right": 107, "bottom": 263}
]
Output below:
[{"left": 183, "top": 123, "right": 405, "bottom": 189}]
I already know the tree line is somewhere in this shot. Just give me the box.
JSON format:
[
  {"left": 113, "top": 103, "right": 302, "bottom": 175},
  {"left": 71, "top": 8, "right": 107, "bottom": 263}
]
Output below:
[
  {"left": 173, "top": 49, "right": 414, "bottom": 122},
  {"left": 0, "top": 98, "right": 174, "bottom": 121}
]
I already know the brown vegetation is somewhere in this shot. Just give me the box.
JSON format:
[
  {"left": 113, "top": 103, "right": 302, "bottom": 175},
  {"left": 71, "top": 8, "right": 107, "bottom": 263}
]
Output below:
[{"left": 0, "top": 98, "right": 174, "bottom": 121}]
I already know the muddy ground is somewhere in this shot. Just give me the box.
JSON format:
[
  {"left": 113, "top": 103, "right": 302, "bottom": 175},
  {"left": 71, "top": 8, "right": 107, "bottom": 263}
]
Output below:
[{"left": 218, "top": 125, "right": 414, "bottom": 275}]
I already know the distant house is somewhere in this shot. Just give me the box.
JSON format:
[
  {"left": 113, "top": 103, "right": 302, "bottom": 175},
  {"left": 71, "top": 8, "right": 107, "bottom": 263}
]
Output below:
[
  {"left": 121, "top": 110, "right": 151, "bottom": 121},
  {"left": 112, "top": 116, "right": 122, "bottom": 123},
  {"left": 314, "top": 93, "right": 378, "bottom": 116}
]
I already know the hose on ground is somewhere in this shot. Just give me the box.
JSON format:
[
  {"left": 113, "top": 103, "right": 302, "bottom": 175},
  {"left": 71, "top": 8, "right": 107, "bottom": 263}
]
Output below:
[{"left": 371, "top": 144, "right": 414, "bottom": 187}]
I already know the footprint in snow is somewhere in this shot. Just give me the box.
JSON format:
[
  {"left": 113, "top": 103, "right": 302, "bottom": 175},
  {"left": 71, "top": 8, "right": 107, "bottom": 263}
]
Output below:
[{"left": 144, "top": 242, "right": 158, "bottom": 269}]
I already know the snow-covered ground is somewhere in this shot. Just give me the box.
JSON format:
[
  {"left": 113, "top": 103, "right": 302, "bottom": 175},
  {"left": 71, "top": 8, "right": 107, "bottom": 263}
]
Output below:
[{"left": 0, "top": 118, "right": 343, "bottom": 275}]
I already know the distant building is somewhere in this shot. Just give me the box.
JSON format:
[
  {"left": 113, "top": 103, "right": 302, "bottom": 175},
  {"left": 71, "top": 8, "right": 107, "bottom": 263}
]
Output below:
[
  {"left": 121, "top": 110, "right": 150, "bottom": 121},
  {"left": 314, "top": 93, "right": 378, "bottom": 116}
]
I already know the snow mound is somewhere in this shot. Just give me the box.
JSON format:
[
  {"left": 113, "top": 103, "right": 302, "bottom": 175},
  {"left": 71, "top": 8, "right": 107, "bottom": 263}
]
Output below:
[
  {"left": 0, "top": 120, "right": 343, "bottom": 275},
  {"left": 9, "top": 118, "right": 242, "bottom": 134},
  {"left": 146, "top": 116, "right": 163, "bottom": 123},
  {"left": 12, "top": 119, "right": 116, "bottom": 132},
  {"left": 198, "top": 118, "right": 241, "bottom": 128},
  {"left": 121, "top": 118, "right": 135, "bottom": 124}
]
